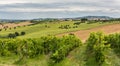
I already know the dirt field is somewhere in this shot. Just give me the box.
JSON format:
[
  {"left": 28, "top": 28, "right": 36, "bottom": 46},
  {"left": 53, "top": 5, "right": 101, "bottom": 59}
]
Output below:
[
  {"left": 57, "top": 24, "right": 120, "bottom": 42},
  {"left": 0, "top": 21, "right": 32, "bottom": 29}
]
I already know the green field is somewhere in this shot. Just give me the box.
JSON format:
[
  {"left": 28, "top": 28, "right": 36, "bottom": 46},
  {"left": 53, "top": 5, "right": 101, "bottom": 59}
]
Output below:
[
  {"left": 0, "top": 21, "right": 120, "bottom": 66},
  {"left": 0, "top": 21, "right": 115, "bottom": 38}
]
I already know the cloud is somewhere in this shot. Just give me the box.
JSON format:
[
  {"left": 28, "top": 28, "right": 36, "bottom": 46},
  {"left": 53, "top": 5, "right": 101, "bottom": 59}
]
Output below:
[
  {"left": 0, "top": 2, "right": 120, "bottom": 13},
  {"left": 0, "top": 0, "right": 120, "bottom": 19}
]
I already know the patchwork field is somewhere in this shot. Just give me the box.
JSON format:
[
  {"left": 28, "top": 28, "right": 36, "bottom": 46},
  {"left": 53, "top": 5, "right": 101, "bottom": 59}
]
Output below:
[
  {"left": 0, "top": 20, "right": 120, "bottom": 66},
  {"left": 58, "top": 24, "right": 120, "bottom": 42},
  {"left": 0, "top": 21, "right": 117, "bottom": 38}
]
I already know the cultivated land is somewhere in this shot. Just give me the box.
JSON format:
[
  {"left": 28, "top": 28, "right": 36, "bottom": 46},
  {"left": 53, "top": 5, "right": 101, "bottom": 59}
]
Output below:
[
  {"left": 58, "top": 24, "right": 120, "bottom": 42},
  {"left": 0, "top": 20, "right": 120, "bottom": 66},
  {"left": 0, "top": 21, "right": 32, "bottom": 29},
  {"left": 0, "top": 21, "right": 117, "bottom": 38}
]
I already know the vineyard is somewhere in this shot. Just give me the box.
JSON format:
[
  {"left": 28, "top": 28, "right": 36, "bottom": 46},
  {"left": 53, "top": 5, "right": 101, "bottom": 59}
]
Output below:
[
  {"left": 0, "top": 34, "right": 82, "bottom": 66},
  {"left": 0, "top": 32, "right": 120, "bottom": 66}
]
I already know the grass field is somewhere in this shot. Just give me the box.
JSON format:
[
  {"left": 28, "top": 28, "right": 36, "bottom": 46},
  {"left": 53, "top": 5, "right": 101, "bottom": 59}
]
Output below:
[{"left": 0, "top": 21, "right": 115, "bottom": 38}]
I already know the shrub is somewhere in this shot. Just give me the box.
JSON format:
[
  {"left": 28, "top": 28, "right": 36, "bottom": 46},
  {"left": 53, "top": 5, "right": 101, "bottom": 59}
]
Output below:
[
  {"left": 86, "top": 32, "right": 110, "bottom": 66},
  {"left": 21, "top": 31, "right": 26, "bottom": 35},
  {"left": 8, "top": 33, "right": 16, "bottom": 38},
  {"left": 0, "top": 29, "right": 2, "bottom": 31},
  {"left": 59, "top": 25, "right": 71, "bottom": 29},
  {"left": 14, "top": 27, "right": 16, "bottom": 29},
  {"left": 74, "top": 22, "right": 81, "bottom": 25},
  {"left": 15, "top": 32, "right": 19, "bottom": 36}
]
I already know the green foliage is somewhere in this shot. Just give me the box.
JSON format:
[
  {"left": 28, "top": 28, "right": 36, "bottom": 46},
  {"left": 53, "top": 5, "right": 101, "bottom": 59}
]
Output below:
[
  {"left": 15, "top": 32, "right": 19, "bottom": 36},
  {"left": 0, "top": 32, "right": 120, "bottom": 66},
  {"left": 8, "top": 33, "right": 16, "bottom": 38},
  {"left": 81, "top": 18, "right": 88, "bottom": 23},
  {"left": 21, "top": 31, "right": 26, "bottom": 35},
  {"left": 0, "top": 29, "right": 2, "bottom": 31},
  {"left": 105, "top": 33, "right": 120, "bottom": 56},
  {"left": 59, "top": 25, "right": 71, "bottom": 29},
  {"left": 0, "top": 35, "right": 82, "bottom": 65},
  {"left": 50, "top": 35, "right": 82, "bottom": 63},
  {"left": 86, "top": 32, "right": 110, "bottom": 66},
  {"left": 74, "top": 22, "right": 81, "bottom": 25}
]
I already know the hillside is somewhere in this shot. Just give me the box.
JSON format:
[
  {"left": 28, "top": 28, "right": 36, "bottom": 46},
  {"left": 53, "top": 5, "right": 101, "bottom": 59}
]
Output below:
[
  {"left": 58, "top": 24, "right": 120, "bottom": 42},
  {"left": 0, "top": 20, "right": 120, "bottom": 66},
  {"left": 0, "top": 32, "right": 120, "bottom": 66},
  {"left": 0, "top": 20, "right": 114, "bottom": 38}
]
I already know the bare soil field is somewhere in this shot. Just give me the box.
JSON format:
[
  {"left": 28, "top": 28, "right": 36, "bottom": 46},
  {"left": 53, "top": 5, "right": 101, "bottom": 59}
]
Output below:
[
  {"left": 57, "top": 24, "right": 120, "bottom": 42},
  {"left": 0, "top": 21, "right": 32, "bottom": 29}
]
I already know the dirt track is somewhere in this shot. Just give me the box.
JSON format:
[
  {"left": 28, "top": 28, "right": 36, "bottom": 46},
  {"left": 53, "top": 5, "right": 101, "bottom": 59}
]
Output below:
[{"left": 57, "top": 24, "right": 120, "bottom": 42}]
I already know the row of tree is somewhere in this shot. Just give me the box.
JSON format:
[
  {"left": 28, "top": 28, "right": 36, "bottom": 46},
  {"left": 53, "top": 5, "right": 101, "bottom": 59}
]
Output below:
[
  {"left": 8, "top": 31, "right": 26, "bottom": 38},
  {"left": 59, "top": 25, "right": 78, "bottom": 29}
]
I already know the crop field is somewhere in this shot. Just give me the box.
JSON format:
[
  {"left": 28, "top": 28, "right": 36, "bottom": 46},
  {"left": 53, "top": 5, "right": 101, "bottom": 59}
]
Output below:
[
  {"left": 0, "top": 20, "right": 120, "bottom": 66},
  {"left": 0, "top": 20, "right": 116, "bottom": 38},
  {"left": 58, "top": 23, "right": 120, "bottom": 42},
  {"left": 1, "top": 0, "right": 120, "bottom": 66}
]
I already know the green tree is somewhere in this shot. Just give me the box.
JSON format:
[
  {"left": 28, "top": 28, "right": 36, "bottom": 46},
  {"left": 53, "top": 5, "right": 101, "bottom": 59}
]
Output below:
[
  {"left": 8, "top": 33, "right": 16, "bottom": 38},
  {"left": 15, "top": 32, "right": 19, "bottom": 36},
  {"left": 21, "top": 31, "right": 26, "bottom": 35}
]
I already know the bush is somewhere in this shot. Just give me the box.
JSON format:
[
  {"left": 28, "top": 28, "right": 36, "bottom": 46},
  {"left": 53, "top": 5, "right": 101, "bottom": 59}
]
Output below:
[
  {"left": 74, "top": 22, "right": 81, "bottom": 25},
  {"left": 0, "top": 29, "right": 2, "bottom": 31},
  {"left": 105, "top": 33, "right": 120, "bottom": 55},
  {"left": 15, "top": 32, "right": 19, "bottom": 36},
  {"left": 86, "top": 32, "right": 110, "bottom": 66},
  {"left": 14, "top": 27, "right": 16, "bottom": 29},
  {"left": 0, "top": 35, "right": 82, "bottom": 63},
  {"left": 59, "top": 25, "right": 71, "bottom": 29},
  {"left": 50, "top": 35, "right": 82, "bottom": 63},
  {"left": 21, "top": 31, "right": 26, "bottom": 35},
  {"left": 8, "top": 33, "right": 16, "bottom": 38}
]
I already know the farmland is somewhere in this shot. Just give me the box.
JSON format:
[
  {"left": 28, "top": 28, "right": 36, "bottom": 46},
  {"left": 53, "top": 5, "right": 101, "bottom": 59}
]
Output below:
[
  {"left": 1, "top": 0, "right": 120, "bottom": 66},
  {"left": 0, "top": 20, "right": 117, "bottom": 38},
  {"left": 0, "top": 20, "right": 120, "bottom": 66}
]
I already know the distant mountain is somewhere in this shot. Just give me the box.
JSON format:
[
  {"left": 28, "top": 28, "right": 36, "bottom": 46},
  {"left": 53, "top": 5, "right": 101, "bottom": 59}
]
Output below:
[
  {"left": 81, "top": 16, "right": 113, "bottom": 20},
  {"left": 0, "top": 19, "right": 28, "bottom": 23},
  {"left": 0, "top": 16, "right": 113, "bottom": 22},
  {"left": 33, "top": 16, "right": 113, "bottom": 21}
]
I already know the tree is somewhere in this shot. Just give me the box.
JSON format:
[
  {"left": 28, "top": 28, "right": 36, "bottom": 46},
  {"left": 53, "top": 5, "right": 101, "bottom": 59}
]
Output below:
[
  {"left": 14, "top": 27, "right": 16, "bottom": 29},
  {"left": 15, "top": 32, "right": 19, "bottom": 36},
  {"left": 81, "top": 18, "right": 88, "bottom": 23},
  {"left": 21, "top": 31, "right": 26, "bottom": 35},
  {"left": 8, "top": 33, "right": 16, "bottom": 38},
  {"left": 73, "top": 22, "right": 81, "bottom": 25},
  {"left": 0, "top": 29, "right": 2, "bottom": 31}
]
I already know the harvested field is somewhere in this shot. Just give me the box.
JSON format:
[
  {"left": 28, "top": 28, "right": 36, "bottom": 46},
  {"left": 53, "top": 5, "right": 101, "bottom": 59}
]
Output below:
[
  {"left": 57, "top": 24, "right": 120, "bottom": 42},
  {"left": 0, "top": 21, "right": 32, "bottom": 29}
]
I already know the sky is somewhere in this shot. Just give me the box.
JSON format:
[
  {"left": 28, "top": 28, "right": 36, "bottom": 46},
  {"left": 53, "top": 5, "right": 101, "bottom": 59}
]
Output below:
[{"left": 0, "top": 0, "right": 120, "bottom": 19}]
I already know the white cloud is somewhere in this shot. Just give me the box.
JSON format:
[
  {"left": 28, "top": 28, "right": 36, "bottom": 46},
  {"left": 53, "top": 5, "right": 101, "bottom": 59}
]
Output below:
[
  {"left": 0, "top": 0, "right": 27, "bottom": 4},
  {"left": 0, "top": 0, "right": 120, "bottom": 19},
  {"left": 1, "top": 5, "right": 120, "bottom": 14},
  {"left": 0, "top": 0, "right": 59, "bottom": 4}
]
